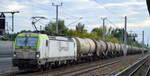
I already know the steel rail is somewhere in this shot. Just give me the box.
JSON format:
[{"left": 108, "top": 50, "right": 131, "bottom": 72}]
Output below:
[
  {"left": 144, "top": 66, "right": 150, "bottom": 76},
  {"left": 128, "top": 59, "right": 148, "bottom": 76},
  {"left": 115, "top": 55, "right": 150, "bottom": 76},
  {"left": 55, "top": 60, "right": 120, "bottom": 76}
]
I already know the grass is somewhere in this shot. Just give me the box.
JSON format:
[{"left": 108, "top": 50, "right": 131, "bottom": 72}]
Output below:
[{"left": 117, "top": 66, "right": 128, "bottom": 71}]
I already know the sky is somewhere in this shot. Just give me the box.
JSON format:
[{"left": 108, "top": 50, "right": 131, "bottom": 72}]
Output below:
[{"left": 0, "top": 0, "right": 150, "bottom": 45}]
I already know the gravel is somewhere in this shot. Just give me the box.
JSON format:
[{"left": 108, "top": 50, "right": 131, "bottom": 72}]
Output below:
[{"left": 79, "top": 54, "right": 146, "bottom": 76}]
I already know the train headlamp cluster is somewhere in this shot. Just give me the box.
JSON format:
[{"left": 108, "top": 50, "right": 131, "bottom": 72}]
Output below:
[
  {"left": 13, "top": 52, "right": 16, "bottom": 57},
  {"left": 36, "top": 52, "right": 40, "bottom": 58}
]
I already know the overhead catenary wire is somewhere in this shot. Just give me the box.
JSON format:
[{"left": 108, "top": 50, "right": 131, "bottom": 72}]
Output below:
[
  {"left": 59, "top": 2, "right": 102, "bottom": 25},
  {"left": 59, "top": 12, "right": 82, "bottom": 20},
  {"left": 67, "top": 17, "right": 83, "bottom": 26},
  {"left": 60, "top": 6, "right": 81, "bottom": 18},
  {"left": 93, "top": 0, "right": 126, "bottom": 28},
  {"left": 33, "top": 1, "right": 123, "bottom": 29},
  {"left": 59, "top": 9, "right": 100, "bottom": 27},
  {"left": 24, "top": 0, "right": 125, "bottom": 30},
  {"left": 92, "top": 0, "right": 122, "bottom": 19},
  {"left": 58, "top": 6, "right": 86, "bottom": 26},
  {"left": 59, "top": 6, "right": 84, "bottom": 22},
  {"left": 60, "top": 10, "right": 80, "bottom": 19},
  {"left": 26, "top": 1, "right": 84, "bottom": 28},
  {"left": 106, "top": 18, "right": 118, "bottom": 28}
]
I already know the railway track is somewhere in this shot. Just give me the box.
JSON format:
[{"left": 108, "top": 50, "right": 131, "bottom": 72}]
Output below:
[
  {"left": 54, "top": 60, "right": 120, "bottom": 76},
  {"left": 2, "top": 54, "right": 146, "bottom": 76},
  {"left": 3, "top": 59, "right": 121, "bottom": 76},
  {"left": 145, "top": 66, "right": 150, "bottom": 76},
  {"left": 115, "top": 55, "right": 150, "bottom": 76}
]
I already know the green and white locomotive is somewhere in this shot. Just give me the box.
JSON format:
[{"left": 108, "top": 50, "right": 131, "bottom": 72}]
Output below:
[{"left": 13, "top": 33, "right": 77, "bottom": 70}]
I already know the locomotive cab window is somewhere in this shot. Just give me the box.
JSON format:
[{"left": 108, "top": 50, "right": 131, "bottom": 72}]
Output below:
[{"left": 16, "top": 37, "right": 38, "bottom": 47}]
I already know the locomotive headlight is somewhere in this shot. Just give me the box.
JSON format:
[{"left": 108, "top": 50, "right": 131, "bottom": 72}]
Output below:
[
  {"left": 13, "top": 52, "right": 16, "bottom": 57},
  {"left": 36, "top": 54, "right": 40, "bottom": 58},
  {"left": 36, "top": 52, "right": 40, "bottom": 58}
]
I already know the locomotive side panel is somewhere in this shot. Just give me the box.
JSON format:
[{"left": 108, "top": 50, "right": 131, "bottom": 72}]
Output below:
[{"left": 47, "top": 36, "right": 77, "bottom": 61}]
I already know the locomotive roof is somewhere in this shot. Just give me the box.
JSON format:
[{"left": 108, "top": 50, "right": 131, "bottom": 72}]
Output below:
[
  {"left": 48, "top": 36, "right": 73, "bottom": 41},
  {"left": 17, "top": 33, "right": 48, "bottom": 39}
]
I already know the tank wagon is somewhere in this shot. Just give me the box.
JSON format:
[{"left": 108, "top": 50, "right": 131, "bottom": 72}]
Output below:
[
  {"left": 94, "top": 40, "right": 107, "bottom": 57},
  {"left": 74, "top": 37, "right": 96, "bottom": 56},
  {"left": 12, "top": 33, "right": 148, "bottom": 70}
]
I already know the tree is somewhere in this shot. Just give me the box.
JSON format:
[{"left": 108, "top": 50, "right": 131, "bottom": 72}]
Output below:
[
  {"left": 20, "top": 30, "right": 32, "bottom": 33},
  {"left": 76, "top": 23, "right": 85, "bottom": 32},
  {"left": 105, "top": 36, "right": 119, "bottom": 43},
  {"left": 111, "top": 28, "right": 124, "bottom": 42},
  {"left": 91, "top": 28, "right": 103, "bottom": 36},
  {"left": 91, "top": 26, "right": 115, "bottom": 41},
  {"left": 45, "top": 20, "right": 68, "bottom": 35}
]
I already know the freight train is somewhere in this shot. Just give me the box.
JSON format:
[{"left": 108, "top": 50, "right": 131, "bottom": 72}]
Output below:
[{"left": 12, "top": 33, "right": 148, "bottom": 70}]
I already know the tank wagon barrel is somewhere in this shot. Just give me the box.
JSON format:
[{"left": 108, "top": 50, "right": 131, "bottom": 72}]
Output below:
[
  {"left": 105, "top": 42, "right": 113, "bottom": 57},
  {"left": 74, "top": 37, "right": 96, "bottom": 56},
  {"left": 127, "top": 45, "right": 132, "bottom": 55},
  {"left": 114, "top": 43, "right": 122, "bottom": 56},
  {"left": 111, "top": 43, "right": 116, "bottom": 52},
  {"left": 94, "top": 40, "right": 107, "bottom": 57}
]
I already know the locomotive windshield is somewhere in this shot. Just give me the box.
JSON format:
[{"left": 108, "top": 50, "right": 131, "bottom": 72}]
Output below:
[{"left": 16, "top": 37, "right": 38, "bottom": 47}]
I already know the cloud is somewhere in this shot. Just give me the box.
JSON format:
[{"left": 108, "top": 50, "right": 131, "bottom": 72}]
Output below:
[
  {"left": 85, "top": 24, "right": 99, "bottom": 28},
  {"left": 114, "top": 19, "right": 150, "bottom": 28},
  {"left": 103, "top": 1, "right": 145, "bottom": 7},
  {"left": 0, "top": 0, "right": 148, "bottom": 45},
  {"left": 62, "top": 0, "right": 90, "bottom": 2},
  {"left": 61, "top": 0, "right": 103, "bottom": 11},
  {"left": 124, "top": 11, "right": 141, "bottom": 16},
  {"left": 39, "top": 0, "right": 51, "bottom": 4},
  {"left": 133, "top": 19, "right": 150, "bottom": 27},
  {"left": 5, "top": 1, "right": 26, "bottom": 11},
  {"left": 0, "top": 0, "right": 148, "bottom": 33}
]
